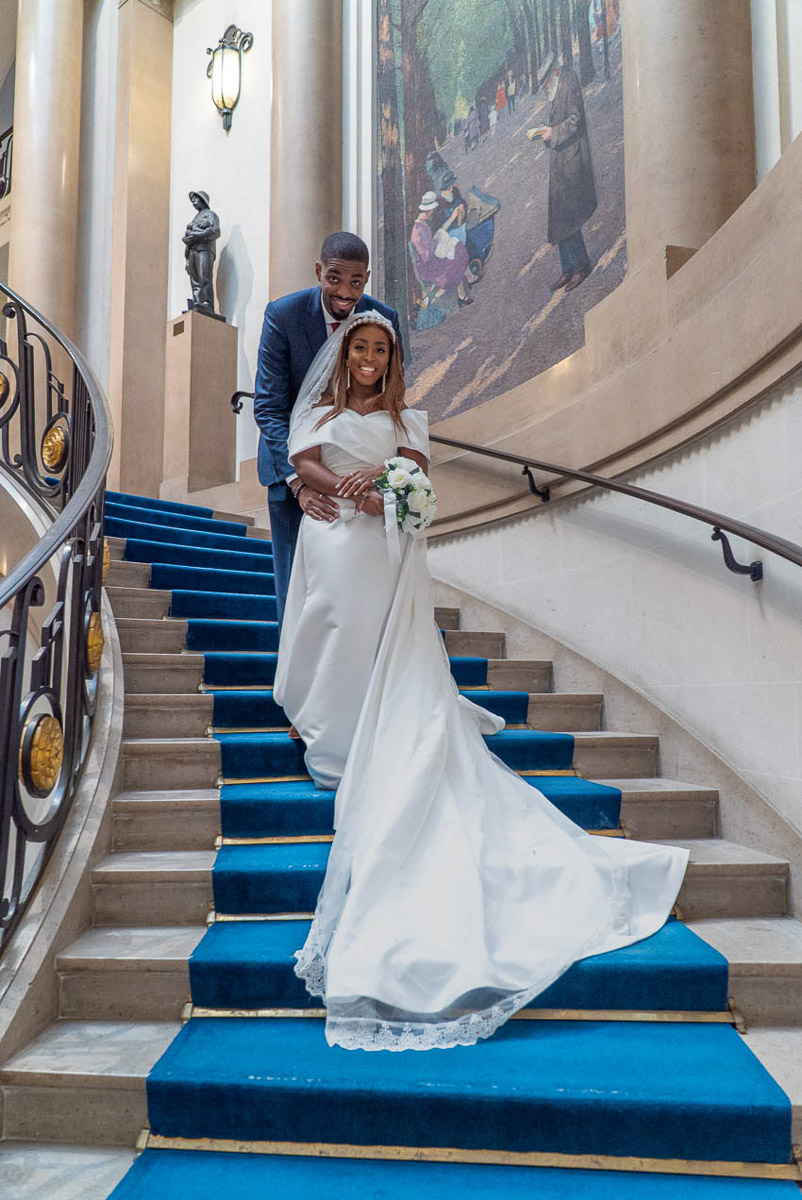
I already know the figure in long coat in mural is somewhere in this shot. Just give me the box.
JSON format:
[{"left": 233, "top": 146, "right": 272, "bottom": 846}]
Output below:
[{"left": 538, "top": 65, "right": 597, "bottom": 293}]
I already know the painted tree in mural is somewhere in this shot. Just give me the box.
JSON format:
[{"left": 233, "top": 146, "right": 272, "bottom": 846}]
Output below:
[
  {"left": 397, "top": 0, "right": 443, "bottom": 304},
  {"left": 559, "top": 0, "right": 573, "bottom": 66},
  {"left": 377, "top": 0, "right": 409, "bottom": 350},
  {"left": 574, "top": 0, "right": 596, "bottom": 84}
]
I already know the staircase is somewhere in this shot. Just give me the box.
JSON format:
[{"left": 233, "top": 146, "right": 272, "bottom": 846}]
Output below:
[{"left": 1, "top": 490, "right": 801, "bottom": 1199}]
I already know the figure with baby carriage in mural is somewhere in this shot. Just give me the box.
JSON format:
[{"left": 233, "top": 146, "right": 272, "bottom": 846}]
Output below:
[
  {"left": 409, "top": 152, "right": 502, "bottom": 331},
  {"left": 376, "top": 0, "right": 625, "bottom": 419}
]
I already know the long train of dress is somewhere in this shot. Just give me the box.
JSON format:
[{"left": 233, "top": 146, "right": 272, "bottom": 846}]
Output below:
[{"left": 274, "top": 408, "right": 688, "bottom": 1052}]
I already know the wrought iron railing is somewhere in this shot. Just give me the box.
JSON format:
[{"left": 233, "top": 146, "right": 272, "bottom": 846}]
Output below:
[
  {"left": 0, "top": 126, "right": 11, "bottom": 200},
  {"left": 0, "top": 282, "right": 112, "bottom": 954},
  {"left": 430, "top": 435, "right": 802, "bottom": 580}
]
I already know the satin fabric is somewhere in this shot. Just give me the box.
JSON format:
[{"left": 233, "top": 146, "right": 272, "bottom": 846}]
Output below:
[{"left": 274, "top": 407, "right": 688, "bottom": 1052}]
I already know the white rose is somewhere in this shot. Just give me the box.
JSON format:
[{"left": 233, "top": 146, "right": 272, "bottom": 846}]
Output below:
[
  {"left": 401, "top": 512, "right": 422, "bottom": 534},
  {"left": 407, "top": 486, "right": 430, "bottom": 513},
  {"left": 387, "top": 467, "right": 412, "bottom": 490}
]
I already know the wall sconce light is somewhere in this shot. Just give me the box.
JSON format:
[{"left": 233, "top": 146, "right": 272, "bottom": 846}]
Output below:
[{"left": 207, "top": 25, "right": 254, "bottom": 131}]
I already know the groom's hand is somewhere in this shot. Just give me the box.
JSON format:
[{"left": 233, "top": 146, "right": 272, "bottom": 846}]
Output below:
[
  {"left": 337, "top": 467, "right": 383, "bottom": 499},
  {"left": 359, "top": 489, "right": 384, "bottom": 517},
  {"left": 298, "top": 487, "right": 339, "bottom": 523}
]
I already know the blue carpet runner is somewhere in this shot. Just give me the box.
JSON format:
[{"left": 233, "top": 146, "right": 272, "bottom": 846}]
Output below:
[
  {"left": 113, "top": 1150, "right": 799, "bottom": 1200},
  {"left": 106, "top": 492, "right": 795, "bottom": 1198}
]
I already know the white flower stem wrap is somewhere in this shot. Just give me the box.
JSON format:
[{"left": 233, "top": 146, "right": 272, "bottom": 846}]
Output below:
[{"left": 374, "top": 455, "right": 437, "bottom": 561}]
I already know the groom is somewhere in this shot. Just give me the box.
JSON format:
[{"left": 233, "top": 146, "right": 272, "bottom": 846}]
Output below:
[{"left": 254, "top": 231, "right": 402, "bottom": 627}]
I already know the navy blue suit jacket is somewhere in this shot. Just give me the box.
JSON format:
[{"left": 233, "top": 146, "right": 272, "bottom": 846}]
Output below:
[{"left": 253, "top": 287, "right": 402, "bottom": 486}]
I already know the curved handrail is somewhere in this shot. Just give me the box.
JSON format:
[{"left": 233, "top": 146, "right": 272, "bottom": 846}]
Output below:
[
  {"left": 430, "top": 434, "right": 802, "bottom": 578},
  {"left": 0, "top": 285, "right": 112, "bottom": 607},
  {"left": 229, "top": 383, "right": 801, "bottom": 578},
  {"left": 0, "top": 281, "right": 113, "bottom": 953}
]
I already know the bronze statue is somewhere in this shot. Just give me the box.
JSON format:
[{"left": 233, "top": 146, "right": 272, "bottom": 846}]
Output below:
[{"left": 183, "top": 190, "right": 222, "bottom": 318}]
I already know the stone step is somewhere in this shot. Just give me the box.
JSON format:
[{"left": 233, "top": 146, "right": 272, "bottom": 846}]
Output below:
[
  {"left": 56, "top": 926, "right": 204, "bottom": 1021},
  {"left": 486, "top": 659, "right": 552, "bottom": 691},
  {"left": 668, "top": 839, "right": 788, "bottom": 920},
  {"left": 0, "top": 1141, "right": 134, "bottom": 1199},
  {"left": 113, "top": 789, "right": 220, "bottom": 852},
  {"left": 116, "top": 616, "right": 188, "bottom": 654},
  {"left": 444, "top": 629, "right": 505, "bottom": 658},
  {"left": 123, "top": 693, "right": 214, "bottom": 739},
  {"left": 608, "top": 777, "right": 719, "bottom": 840},
  {"left": 122, "top": 652, "right": 204, "bottom": 695},
  {"left": 572, "top": 732, "right": 658, "bottom": 778},
  {"left": 121, "top": 737, "right": 220, "bottom": 791},
  {"left": 434, "top": 605, "right": 459, "bottom": 629},
  {"left": 106, "top": 585, "right": 171, "bottom": 620},
  {"left": 214, "top": 508, "right": 254, "bottom": 526},
  {"left": 0, "top": 1019, "right": 178, "bottom": 1146},
  {"left": 244, "top": 524, "right": 270, "bottom": 540},
  {"left": 92, "top": 851, "right": 216, "bottom": 925},
  {"left": 742, "top": 1025, "right": 802, "bottom": 1144},
  {"left": 90, "top": 839, "right": 786, "bottom": 928},
  {"left": 688, "top": 916, "right": 802, "bottom": 1025},
  {"left": 106, "top": 535, "right": 126, "bottom": 560},
  {"left": 527, "top": 693, "right": 604, "bottom": 732},
  {"left": 106, "top": 559, "right": 151, "bottom": 588}
]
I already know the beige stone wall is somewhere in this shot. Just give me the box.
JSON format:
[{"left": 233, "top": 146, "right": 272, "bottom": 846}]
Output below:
[{"left": 429, "top": 373, "right": 802, "bottom": 864}]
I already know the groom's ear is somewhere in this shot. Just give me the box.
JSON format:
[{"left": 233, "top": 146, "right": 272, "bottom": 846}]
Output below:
[{"left": 314, "top": 261, "right": 323, "bottom": 283}]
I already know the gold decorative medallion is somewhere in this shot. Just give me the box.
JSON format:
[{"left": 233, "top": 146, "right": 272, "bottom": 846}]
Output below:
[
  {"left": 19, "top": 714, "right": 64, "bottom": 794},
  {"left": 0, "top": 372, "right": 9, "bottom": 405},
  {"left": 86, "top": 611, "right": 104, "bottom": 674},
  {"left": 41, "top": 423, "right": 68, "bottom": 472},
  {"left": 102, "top": 538, "right": 111, "bottom": 585}
]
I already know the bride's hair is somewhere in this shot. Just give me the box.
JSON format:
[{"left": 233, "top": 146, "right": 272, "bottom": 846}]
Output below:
[{"left": 314, "top": 318, "right": 407, "bottom": 434}]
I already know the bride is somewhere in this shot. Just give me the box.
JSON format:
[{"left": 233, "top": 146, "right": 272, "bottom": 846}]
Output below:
[{"left": 273, "top": 312, "right": 688, "bottom": 1053}]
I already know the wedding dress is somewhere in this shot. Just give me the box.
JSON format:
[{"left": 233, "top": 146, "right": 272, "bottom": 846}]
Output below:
[{"left": 273, "top": 318, "right": 688, "bottom": 1053}]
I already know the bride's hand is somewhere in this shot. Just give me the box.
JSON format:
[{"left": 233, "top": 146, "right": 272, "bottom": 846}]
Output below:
[
  {"left": 357, "top": 489, "right": 384, "bottom": 517},
  {"left": 337, "top": 467, "right": 383, "bottom": 499}
]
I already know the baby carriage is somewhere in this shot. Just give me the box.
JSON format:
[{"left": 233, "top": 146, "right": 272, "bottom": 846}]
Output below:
[{"left": 465, "top": 186, "right": 501, "bottom": 283}]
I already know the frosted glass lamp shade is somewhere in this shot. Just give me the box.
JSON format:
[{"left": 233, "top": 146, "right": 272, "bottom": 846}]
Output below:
[{"left": 207, "top": 26, "right": 253, "bottom": 132}]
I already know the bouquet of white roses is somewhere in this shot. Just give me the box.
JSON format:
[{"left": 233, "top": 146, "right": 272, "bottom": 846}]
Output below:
[{"left": 374, "top": 455, "right": 438, "bottom": 535}]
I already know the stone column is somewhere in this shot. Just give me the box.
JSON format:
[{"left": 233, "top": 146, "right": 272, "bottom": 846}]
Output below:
[
  {"left": 8, "top": 0, "right": 84, "bottom": 337},
  {"left": 622, "top": 0, "right": 756, "bottom": 271},
  {"left": 107, "top": 0, "right": 173, "bottom": 494},
  {"left": 269, "top": 0, "right": 343, "bottom": 298}
]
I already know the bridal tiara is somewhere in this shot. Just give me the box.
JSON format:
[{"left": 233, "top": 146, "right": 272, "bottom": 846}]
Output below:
[{"left": 346, "top": 311, "right": 397, "bottom": 342}]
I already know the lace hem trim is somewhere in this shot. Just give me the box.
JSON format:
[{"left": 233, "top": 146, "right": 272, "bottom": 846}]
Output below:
[{"left": 296, "top": 946, "right": 568, "bottom": 1053}]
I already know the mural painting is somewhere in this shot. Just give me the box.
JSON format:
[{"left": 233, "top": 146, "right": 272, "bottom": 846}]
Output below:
[{"left": 376, "top": 0, "right": 624, "bottom": 421}]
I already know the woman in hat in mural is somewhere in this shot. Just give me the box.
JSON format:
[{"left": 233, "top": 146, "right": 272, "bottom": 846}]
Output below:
[{"left": 410, "top": 191, "right": 473, "bottom": 307}]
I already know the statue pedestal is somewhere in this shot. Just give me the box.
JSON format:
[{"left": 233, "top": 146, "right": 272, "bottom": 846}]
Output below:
[{"left": 163, "top": 311, "right": 237, "bottom": 495}]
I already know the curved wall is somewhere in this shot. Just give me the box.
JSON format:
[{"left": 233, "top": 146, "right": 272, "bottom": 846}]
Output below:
[{"left": 429, "top": 372, "right": 802, "bottom": 857}]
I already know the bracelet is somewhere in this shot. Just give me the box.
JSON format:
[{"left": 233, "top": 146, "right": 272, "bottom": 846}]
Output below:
[{"left": 290, "top": 480, "right": 306, "bottom": 500}]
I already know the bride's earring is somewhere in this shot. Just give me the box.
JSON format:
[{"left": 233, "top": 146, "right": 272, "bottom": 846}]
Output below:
[
  {"left": 347, "top": 364, "right": 351, "bottom": 389},
  {"left": 381, "top": 371, "right": 387, "bottom": 395}
]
